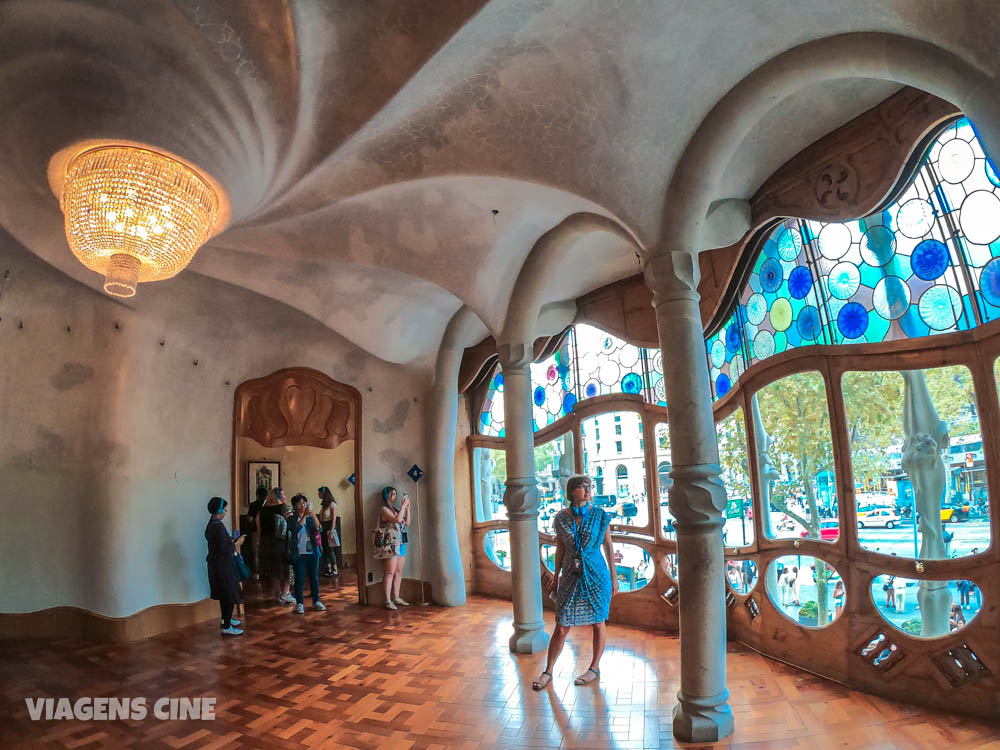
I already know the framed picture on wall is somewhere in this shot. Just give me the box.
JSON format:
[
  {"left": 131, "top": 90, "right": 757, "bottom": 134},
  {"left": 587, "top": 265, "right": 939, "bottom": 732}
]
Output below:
[{"left": 247, "top": 461, "right": 280, "bottom": 506}]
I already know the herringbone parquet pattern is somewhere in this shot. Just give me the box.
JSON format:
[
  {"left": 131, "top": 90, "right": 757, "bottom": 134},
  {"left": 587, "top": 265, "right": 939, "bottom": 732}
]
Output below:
[{"left": 1, "top": 572, "right": 998, "bottom": 749}]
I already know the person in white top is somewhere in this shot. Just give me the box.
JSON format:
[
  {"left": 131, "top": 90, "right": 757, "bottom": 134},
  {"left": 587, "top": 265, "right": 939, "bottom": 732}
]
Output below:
[
  {"left": 893, "top": 576, "right": 907, "bottom": 611},
  {"left": 790, "top": 566, "right": 802, "bottom": 606}
]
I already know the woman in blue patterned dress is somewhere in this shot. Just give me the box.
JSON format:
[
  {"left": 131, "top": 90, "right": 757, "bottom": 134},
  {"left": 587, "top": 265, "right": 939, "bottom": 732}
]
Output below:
[{"left": 533, "top": 475, "right": 618, "bottom": 690}]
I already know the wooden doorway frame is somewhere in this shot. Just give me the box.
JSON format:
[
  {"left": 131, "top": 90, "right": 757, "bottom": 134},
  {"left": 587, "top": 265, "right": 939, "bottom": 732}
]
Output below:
[{"left": 230, "top": 367, "right": 366, "bottom": 604}]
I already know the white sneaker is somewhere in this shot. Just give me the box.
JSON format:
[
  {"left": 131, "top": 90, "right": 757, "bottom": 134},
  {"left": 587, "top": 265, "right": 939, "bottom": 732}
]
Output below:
[
  {"left": 295, "top": 603, "right": 304, "bottom": 614},
  {"left": 313, "top": 601, "right": 327, "bottom": 611},
  {"left": 393, "top": 598, "right": 410, "bottom": 606},
  {"left": 384, "top": 600, "right": 398, "bottom": 610},
  {"left": 221, "top": 626, "right": 243, "bottom": 636},
  {"left": 219, "top": 618, "right": 241, "bottom": 628},
  {"left": 281, "top": 593, "right": 296, "bottom": 604}
]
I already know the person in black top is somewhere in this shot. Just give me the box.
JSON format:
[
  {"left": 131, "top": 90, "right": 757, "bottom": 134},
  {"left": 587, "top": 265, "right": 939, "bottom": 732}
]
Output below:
[
  {"left": 256, "top": 487, "right": 294, "bottom": 606},
  {"left": 205, "top": 496, "right": 245, "bottom": 635},
  {"left": 246, "top": 486, "right": 268, "bottom": 578}
]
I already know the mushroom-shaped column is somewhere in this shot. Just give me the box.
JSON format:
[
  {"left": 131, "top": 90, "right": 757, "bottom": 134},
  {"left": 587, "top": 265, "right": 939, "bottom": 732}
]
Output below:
[
  {"left": 643, "top": 251, "right": 733, "bottom": 742},
  {"left": 499, "top": 339, "right": 549, "bottom": 654}
]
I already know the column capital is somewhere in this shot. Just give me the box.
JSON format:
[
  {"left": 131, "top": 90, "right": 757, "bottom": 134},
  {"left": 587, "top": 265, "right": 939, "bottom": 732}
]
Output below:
[
  {"left": 497, "top": 342, "right": 533, "bottom": 370},
  {"left": 668, "top": 463, "right": 727, "bottom": 531},
  {"left": 503, "top": 476, "right": 540, "bottom": 517},
  {"left": 642, "top": 250, "right": 701, "bottom": 306}
]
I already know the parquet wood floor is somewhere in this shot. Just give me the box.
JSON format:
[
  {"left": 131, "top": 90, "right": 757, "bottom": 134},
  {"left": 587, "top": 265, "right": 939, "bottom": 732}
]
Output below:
[{"left": 2, "top": 572, "right": 998, "bottom": 750}]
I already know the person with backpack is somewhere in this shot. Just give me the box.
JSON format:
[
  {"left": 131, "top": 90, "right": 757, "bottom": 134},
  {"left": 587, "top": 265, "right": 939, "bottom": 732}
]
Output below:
[
  {"left": 256, "top": 487, "right": 294, "bottom": 606},
  {"left": 288, "top": 494, "right": 327, "bottom": 614}
]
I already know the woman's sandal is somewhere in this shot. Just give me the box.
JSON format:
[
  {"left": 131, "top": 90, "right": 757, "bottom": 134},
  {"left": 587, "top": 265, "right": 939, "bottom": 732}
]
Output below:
[
  {"left": 532, "top": 671, "right": 553, "bottom": 691},
  {"left": 574, "top": 667, "right": 600, "bottom": 685}
]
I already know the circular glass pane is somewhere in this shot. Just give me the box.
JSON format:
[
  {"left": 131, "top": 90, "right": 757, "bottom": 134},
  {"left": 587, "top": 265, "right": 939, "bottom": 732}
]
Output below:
[
  {"left": 753, "top": 330, "right": 775, "bottom": 360},
  {"left": 960, "top": 190, "right": 1000, "bottom": 245},
  {"left": 837, "top": 301, "right": 869, "bottom": 339},
  {"left": 910, "top": 239, "right": 950, "bottom": 281},
  {"left": 746, "top": 293, "right": 767, "bottom": 325},
  {"left": 770, "top": 298, "right": 793, "bottom": 332},
  {"left": 818, "top": 223, "right": 852, "bottom": 260},
  {"left": 980, "top": 257, "right": 1000, "bottom": 306},
  {"left": 797, "top": 305, "right": 822, "bottom": 341},
  {"left": 760, "top": 258, "right": 784, "bottom": 293},
  {"left": 938, "top": 138, "right": 976, "bottom": 184},
  {"left": 860, "top": 225, "right": 896, "bottom": 267},
  {"left": 787, "top": 265, "right": 813, "bottom": 299},
  {"left": 872, "top": 276, "right": 911, "bottom": 320},
  {"left": 710, "top": 339, "right": 726, "bottom": 368},
  {"left": 897, "top": 199, "right": 935, "bottom": 239},
  {"left": 777, "top": 227, "right": 803, "bottom": 261},
  {"left": 918, "top": 285, "right": 963, "bottom": 330},
  {"left": 716, "top": 373, "right": 731, "bottom": 397},
  {"left": 828, "top": 262, "right": 861, "bottom": 299}
]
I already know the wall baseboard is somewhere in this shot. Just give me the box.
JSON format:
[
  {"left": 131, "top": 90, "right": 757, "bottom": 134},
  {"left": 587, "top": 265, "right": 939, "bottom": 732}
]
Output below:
[
  {"left": 364, "top": 577, "right": 431, "bottom": 606},
  {"left": 0, "top": 598, "right": 218, "bottom": 643}
]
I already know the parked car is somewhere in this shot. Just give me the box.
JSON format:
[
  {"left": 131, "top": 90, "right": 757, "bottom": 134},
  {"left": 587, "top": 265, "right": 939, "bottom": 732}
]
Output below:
[
  {"left": 857, "top": 508, "right": 899, "bottom": 529},
  {"left": 801, "top": 520, "right": 839, "bottom": 541},
  {"left": 620, "top": 502, "right": 638, "bottom": 518},
  {"left": 594, "top": 494, "right": 617, "bottom": 508},
  {"left": 941, "top": 503, "right": 970, "bottom": 523}
]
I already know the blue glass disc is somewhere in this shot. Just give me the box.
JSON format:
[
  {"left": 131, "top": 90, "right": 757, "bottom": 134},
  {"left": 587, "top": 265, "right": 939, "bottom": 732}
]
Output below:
[
  {"left": 710, "top": 339, "right": 726, "bottom": 368},
  {"left": 533, "top": 386, "right": 545, "bottom": 407},
  {"left": 759, "top": 258, "right": 784, "bottom": 292},
  {"left": 787, "top": 266, "right": 813, "bottom": 299},
  {"left": 622, "top": 373, "right": 642, "bottom": 394},
  {"left": 585, "top": 381, "right": 598, "bottom": 398},
  {"left": 980, "top": 258, "right": 1000, "bottom": 306},
  {"left": 910, "top": 239, "right": 950, "bottom": 281},
  {"left": 726, "top": 322, "right": 742, "bottom": 353},
  {"left": 837, "top": 302, "right": 869, "bottom": 339},
  {"left": 716, "top": 373, "right": 731, "bottom": 397},
  {"left": 494, "top": 372, "right": 504, "bottom": 389},
  {"left": 562, "top": 393, "right": 577, "bottom": 413},
  {"left": 797, "top": 305, "right": 822, "bottom": 341}
]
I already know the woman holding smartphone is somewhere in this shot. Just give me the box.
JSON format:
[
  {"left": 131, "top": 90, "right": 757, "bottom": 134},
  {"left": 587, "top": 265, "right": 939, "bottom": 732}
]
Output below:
[
  {"left": 288, "top": 494, "right": 326, "bottom": 614},
  {"left": 380, "top": 486, "right": 410, "bottom": 610},
  {"left": 205, "top": 496, "right": 246, "bottom": 636}
]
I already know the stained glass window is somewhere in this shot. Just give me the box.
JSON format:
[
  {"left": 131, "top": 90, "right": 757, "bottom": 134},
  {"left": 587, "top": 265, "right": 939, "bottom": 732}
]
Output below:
[
  {"left": 708, "top": 117, "right": 1000, "bottom": 400},
  {"left": 478, "top": 323, "right": 665, "bottom": 436}
]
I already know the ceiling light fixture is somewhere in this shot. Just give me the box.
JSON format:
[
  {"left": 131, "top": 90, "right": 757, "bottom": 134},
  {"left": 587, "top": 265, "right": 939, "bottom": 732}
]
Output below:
[{"left": 51, "top": 143, "right": 226, "bottom": 299}]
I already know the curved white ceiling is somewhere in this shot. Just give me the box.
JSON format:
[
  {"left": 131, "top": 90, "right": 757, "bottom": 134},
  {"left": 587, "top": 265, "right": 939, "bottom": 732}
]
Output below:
[{"left": 0, "top": 0, "right": 997, "bottom": 366}]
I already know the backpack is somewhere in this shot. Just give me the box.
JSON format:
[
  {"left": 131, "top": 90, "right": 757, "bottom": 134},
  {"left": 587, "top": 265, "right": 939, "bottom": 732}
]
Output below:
[{"left": 273, "top": 510, "right": 288, "bottom": 541}]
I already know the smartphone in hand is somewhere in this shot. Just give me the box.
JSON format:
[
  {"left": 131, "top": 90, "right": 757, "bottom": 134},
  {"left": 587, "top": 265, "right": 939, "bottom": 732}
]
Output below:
[{"left": 233, "top": 530, "right": 241, "bottom": 540}]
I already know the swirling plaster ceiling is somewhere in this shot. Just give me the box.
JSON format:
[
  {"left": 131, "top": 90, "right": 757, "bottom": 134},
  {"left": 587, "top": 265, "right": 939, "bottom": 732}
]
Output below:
[{"left": 1, "top": 0, "right": 997, "bottom": 367}]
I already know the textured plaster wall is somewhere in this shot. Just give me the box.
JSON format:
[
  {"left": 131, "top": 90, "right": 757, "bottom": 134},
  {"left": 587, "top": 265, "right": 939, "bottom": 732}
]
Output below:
[{"left": 0, "top": 235, "right": 426, "bottom": 618}]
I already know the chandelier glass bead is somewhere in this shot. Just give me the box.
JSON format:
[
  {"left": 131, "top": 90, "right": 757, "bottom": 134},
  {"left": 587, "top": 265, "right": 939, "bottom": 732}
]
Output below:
[{"left": 59, "top": 146, "right": 220, "bottom": 298}]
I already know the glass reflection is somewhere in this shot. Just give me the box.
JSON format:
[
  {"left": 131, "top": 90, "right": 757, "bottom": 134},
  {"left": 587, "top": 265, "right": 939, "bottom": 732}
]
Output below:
[
  {"left": 474, "top": 447, "right": 507, "bottom": 523},
  {"left": 534, "top": 432, "right": 575, "bottom": 535},
  {"left": 844, "top": 365, "right": 990, "bottom": 559},
  {"left": 611, "top": 542, "right": 652, "bottom": 592},
  {"left": 656, "top": 423, "right": 674, "bottom": 540},
  {"left": 542, "top": 543, "right": 557, "bottom": 572},
  {"left": 484, "top": 529, "right": 511, "bottom": 570},
  {"left": 726, "top": 559, "right": 758, "bottom": 594},
  {"left": 717, "top": 407, "right": 754, "bottom": 547},
  {"left": 753, "top": 372, "right": 838, "bottom": 542},
  {"left": 870, "top": 575, "right": 982, "bottom": 637},
  {"left": 766, "top": 555, "right": 843, "bottom": 627},
  {"left": 581, "top": 411, "right": 648, "bottom": 527}
]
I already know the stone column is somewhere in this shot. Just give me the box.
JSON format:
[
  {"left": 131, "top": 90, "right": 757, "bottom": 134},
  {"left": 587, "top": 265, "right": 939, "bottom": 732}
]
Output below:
[
  {"left": 498, "top": 341, "right": 549, "bottom": 654},
  {"left": 643, "top": 251, "right": 733, "bottom": 742}
]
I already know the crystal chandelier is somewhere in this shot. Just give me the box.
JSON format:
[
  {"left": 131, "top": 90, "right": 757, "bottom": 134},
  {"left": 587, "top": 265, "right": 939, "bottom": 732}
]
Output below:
[{"left": 56, "top": 145, "right": 221, "bottom": 298}]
